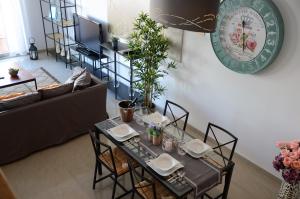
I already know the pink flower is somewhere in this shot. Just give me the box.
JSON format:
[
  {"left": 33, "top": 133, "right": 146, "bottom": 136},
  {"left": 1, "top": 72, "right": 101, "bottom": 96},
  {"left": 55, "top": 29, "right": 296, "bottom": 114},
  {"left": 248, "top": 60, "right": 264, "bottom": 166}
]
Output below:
[
  {"left": 289, "top": 141, "right": 300, "bottom": 150},
  {"left": 283, "top": 157, "right": 293, "bottom": 167},
  {"left": 289, "top": 151, "right": 299, "bottom": 160},
  {"left": 276, "top": 141, "right": 290, "bottom": 149},
  {"left": 291, "top": 160, "right": 300, "bottom": 170},
  {"left": 281, "top": 149, "right": 290, "bottom": 157},
  {"left": 298, "top": 148, "right": 300, "bottom": 156},
  {"left": 230, "top": 33, "right": 240, "bottom": 45},
  {"left": 246, "top": 39, "right": 257, "bottom": 52}
]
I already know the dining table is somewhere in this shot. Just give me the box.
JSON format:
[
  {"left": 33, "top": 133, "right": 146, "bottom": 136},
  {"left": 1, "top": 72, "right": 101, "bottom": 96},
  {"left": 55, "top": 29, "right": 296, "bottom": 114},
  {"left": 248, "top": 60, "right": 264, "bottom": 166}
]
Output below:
[{"left": 94, "top": 114, "right": 234, "bottom": 199}]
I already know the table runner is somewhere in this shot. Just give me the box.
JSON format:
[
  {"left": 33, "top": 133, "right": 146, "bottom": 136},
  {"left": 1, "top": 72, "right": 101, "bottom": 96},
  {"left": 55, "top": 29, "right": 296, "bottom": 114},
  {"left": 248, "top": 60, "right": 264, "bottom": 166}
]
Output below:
[{"left": 98, "top": 117, "right": 222, "bottom": 198}]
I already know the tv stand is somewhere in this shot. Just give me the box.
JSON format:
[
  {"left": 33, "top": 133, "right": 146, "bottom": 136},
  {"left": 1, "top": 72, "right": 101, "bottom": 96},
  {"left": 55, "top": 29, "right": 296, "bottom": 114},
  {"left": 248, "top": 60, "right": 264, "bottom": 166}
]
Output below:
[
  {"left": 75, "top": 47, "right": 96, "bottom": 56},
  {"left": 72, "top": 44, "right": 109, "bottom": 73}
]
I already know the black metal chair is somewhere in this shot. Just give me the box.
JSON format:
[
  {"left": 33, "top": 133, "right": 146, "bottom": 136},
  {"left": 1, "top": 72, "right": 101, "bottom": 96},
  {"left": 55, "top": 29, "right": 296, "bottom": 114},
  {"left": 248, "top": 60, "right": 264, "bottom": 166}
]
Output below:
[
  {"left": 202, "top": 123, "right": 238, "bottom": 199},
  {"left": 163, "top": 100, "right": 189, "bottom": 131},
  {"left": 89, "top": 130, "right": 132, "bottom": 199},
  {"left": 127, "top": 160, "right": 175, "bottom": 199}
]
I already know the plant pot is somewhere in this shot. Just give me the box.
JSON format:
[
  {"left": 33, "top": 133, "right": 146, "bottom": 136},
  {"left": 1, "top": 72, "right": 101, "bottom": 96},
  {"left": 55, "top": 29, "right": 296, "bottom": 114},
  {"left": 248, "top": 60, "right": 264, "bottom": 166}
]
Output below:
[
  {"left": 277, "top": 182, "right": 299, "bottom": 199},
  {"left": 142, "top": 102, "right": 156, "bottom": 113},
  {"left": 119, "top": 100, "right": 135, "bottom": 122},
  {"left": 112, "top": 39, "right": 119, "bottom": 50},
  {"left": 152, "top": 134, "right": 162, "bottom": 145},
  {"left": 9, "top": 69, "right": 19, "bottom": 78}
]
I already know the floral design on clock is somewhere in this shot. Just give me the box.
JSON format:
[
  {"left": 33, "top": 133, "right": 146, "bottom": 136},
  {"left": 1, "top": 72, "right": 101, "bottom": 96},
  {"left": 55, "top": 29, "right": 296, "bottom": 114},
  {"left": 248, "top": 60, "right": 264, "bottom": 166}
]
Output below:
[{"left": 220, "top": 7, "right": 266, "bottom": 62}]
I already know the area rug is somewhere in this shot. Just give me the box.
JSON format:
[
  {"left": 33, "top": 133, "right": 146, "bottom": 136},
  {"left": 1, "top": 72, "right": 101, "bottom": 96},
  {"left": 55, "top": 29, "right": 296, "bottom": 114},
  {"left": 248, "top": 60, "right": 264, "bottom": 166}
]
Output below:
[{"left": 0, "top": 67, "right": 60, "bottom": 96}]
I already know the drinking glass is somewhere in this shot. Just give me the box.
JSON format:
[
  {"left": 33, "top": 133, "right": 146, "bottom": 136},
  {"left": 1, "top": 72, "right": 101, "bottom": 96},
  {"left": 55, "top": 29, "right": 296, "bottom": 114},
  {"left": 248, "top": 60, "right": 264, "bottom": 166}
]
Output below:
[
  {"left": 177, "top": 140, "right": 186, "bottom": 156},
  {"left": 162, "top": 136, "right": 173, "bottom": 152}
]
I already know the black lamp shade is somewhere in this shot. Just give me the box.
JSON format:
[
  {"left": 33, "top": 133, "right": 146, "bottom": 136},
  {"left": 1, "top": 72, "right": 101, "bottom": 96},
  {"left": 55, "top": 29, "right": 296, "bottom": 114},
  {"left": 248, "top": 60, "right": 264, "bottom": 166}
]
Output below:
[{"left": 150, "top": 0, "right": 220, "bottom": 32}]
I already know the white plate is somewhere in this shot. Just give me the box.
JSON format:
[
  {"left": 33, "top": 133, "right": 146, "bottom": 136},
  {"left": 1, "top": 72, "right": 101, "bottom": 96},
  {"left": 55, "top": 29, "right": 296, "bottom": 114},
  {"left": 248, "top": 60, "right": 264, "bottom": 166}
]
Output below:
[
  {"left": 143, "top": 112, "right": 170, "bottom": 126},
  {"left": 108, "top": 124, "right": 136, "bottom": 138},
  {"left": 113, "top": 131, "right": 139, "bottom": 142},
  {"left": 149, "top": 153, "right": 179, "bottom": 171},
  {"left": 184, "top": 139, "right": 212, "bottom": 158},
  {"left": 147, "top": 157, "right": 183, "bottom": 176}
]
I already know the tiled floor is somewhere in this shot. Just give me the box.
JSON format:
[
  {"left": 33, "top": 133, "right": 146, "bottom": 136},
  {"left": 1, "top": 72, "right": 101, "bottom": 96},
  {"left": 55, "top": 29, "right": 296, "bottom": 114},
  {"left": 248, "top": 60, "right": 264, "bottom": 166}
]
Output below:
[{"left": 0, "top": 54, "right": 281, "bottom": 199}]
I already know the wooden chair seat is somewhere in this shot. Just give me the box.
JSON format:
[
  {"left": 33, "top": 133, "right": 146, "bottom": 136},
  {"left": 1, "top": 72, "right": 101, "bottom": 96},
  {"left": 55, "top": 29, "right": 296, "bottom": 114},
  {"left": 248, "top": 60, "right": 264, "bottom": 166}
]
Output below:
[
  {"left": 99, "top": 147, "right": 130, "bottom": 176},
  {"left": 135, "top": 180, "right": 175, "bottom": 199}
]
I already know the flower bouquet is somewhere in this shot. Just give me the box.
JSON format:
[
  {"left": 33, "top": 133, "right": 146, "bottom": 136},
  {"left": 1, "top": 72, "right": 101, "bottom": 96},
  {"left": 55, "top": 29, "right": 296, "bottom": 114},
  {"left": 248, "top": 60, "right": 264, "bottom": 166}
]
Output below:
[{"left": 273, "top": 140, "right": 300, "bottom": 199}]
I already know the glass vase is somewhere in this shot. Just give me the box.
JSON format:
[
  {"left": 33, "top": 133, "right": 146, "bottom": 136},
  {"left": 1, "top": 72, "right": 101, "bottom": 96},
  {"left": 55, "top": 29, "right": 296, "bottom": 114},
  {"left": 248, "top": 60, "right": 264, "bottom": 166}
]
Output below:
[{"left": 277, "top": 181, "right": 299, "bottom": 199}]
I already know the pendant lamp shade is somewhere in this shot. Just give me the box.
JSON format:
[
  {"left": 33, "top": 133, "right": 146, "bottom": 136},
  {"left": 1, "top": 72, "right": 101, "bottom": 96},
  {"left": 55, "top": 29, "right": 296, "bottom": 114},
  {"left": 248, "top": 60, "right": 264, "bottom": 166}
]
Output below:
[{"left": 150, "top": 0, "right": 220, "bottom": 33}]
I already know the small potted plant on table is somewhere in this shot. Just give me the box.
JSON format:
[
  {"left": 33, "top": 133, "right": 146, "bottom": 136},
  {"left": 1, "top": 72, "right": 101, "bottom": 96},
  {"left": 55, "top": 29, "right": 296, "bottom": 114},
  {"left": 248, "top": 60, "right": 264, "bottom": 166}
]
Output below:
[
  {"left": 147, "top": 124, "right": 162, "bottom": 145},
  {"left": 8, "top": 68, "right": 19, "bottom": 78}
]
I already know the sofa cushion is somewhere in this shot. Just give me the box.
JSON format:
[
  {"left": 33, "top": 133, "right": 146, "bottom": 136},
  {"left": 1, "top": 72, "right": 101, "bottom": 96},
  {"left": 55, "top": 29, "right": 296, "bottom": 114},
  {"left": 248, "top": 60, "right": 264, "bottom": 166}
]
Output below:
[
  {"left": 39, "top": 83, "right": 60, "bottom": 90},
  {"left": 38, "top": 83, "right": 73, "bottom": 99},
  {"left": 73, "top": 69, "right": 91, "bottom": 91},
  {"left": 0, "top": 92, "right": 41, "bottom": 111},
  {"left": 0, "top": 92, "right": 25, "bottom": 100},
  {"left": 65, "top": 67, "right": 85, "bottom": 84}
]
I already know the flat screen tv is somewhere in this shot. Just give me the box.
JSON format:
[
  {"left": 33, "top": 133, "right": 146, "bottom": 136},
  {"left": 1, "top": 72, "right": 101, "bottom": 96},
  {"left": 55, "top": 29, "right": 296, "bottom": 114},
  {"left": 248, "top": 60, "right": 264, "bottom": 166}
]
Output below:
[{"left": 73, "top": 14, "right": 104, "bottom": 53}]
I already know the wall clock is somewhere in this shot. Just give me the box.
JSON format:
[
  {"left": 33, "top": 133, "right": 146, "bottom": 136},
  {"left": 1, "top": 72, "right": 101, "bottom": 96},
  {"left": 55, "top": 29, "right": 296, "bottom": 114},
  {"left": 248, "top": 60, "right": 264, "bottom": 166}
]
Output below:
[{"left": 211, "top": 0, "right": 284, "bottom": 74}]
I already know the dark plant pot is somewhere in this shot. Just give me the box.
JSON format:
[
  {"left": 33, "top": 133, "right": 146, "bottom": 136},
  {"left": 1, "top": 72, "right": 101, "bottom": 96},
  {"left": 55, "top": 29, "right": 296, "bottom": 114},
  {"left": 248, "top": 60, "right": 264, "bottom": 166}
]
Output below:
[
  {"left": 119, "top": 100, "right": 135, "bottom": 122},
  {"left": 142, "top": 102, "right": 156, "bottom": 113},
  {"left": 112, "top": 40, "right": 119, "bottom": 50},
  {"left": 9, "top": 71, "right": 19, "bottom": 78}
]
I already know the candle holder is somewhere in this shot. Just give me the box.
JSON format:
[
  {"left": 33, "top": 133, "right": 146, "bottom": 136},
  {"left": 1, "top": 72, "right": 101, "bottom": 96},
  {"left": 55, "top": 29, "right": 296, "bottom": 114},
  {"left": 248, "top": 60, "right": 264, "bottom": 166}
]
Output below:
[{"left": 162, "top": 134, "right": 175, "bottom": 152}]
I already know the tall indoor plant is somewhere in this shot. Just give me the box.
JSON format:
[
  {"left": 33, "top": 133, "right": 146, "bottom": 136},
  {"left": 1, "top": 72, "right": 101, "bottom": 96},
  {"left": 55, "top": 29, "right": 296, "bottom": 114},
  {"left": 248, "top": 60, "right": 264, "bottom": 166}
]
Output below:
[{"left": 128, "top": 12, "right": 175, "bottom": 109}]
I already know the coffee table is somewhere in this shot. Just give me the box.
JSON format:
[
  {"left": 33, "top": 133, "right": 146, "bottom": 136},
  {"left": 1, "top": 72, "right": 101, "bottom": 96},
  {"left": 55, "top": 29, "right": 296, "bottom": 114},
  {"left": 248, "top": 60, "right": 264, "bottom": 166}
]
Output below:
[{"left": 0, "top": 66, "right": 37, "bottom": 90}]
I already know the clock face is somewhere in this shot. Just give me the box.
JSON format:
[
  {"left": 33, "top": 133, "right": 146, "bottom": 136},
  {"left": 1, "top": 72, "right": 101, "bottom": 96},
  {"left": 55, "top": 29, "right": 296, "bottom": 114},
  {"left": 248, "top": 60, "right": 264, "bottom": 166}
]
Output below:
[
  {"left": 211, "top": 0, "right": 284, "bottom": 74},
  {"left": 220, "top": 7, "right": 266, "bottom": 62}
]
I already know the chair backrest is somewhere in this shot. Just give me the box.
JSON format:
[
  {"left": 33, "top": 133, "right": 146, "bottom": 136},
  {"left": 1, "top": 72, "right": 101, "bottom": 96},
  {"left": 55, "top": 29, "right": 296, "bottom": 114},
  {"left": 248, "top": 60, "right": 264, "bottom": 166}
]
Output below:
[
  {"left": 89, "top": 130, "right": 118, "bottom": 173},
  {"left": 204, "top": 123, "right": 238, "bottom": 166},
  {"left": 127, "top": 160, "right": 156, "bottom": 199},
  {"left": 163, "top": 100, "right": 189, "bottom": 131}
]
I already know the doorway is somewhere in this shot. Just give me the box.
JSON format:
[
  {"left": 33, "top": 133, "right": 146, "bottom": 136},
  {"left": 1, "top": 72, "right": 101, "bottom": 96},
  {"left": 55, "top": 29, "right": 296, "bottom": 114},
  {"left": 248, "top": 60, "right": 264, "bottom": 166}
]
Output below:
[
  {"left": 0, "top": 4, "right": 9, "bottom": 57},
  {"left": 0, "top": 0, "right": 27, "bottom": 58}
]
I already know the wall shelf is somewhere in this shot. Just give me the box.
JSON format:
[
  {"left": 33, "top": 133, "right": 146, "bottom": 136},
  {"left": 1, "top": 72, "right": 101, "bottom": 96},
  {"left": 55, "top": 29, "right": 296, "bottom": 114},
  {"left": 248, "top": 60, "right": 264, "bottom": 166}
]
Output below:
[{"left": 39, "top": 0, "right": 77, "bottom": 68}]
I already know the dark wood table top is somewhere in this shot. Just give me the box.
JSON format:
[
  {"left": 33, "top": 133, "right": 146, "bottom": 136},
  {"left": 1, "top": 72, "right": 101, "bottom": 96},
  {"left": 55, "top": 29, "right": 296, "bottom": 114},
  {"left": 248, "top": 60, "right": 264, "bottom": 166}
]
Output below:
[{"left": 0, "top": 65, "right": 35, "bottom": 89}]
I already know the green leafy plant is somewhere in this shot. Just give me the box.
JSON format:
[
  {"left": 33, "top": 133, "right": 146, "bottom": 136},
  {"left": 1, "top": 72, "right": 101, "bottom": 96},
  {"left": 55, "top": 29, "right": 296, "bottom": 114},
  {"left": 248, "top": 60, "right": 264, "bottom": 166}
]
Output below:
[
  {"left": 8, "top": 68, "right": 19, "bottom": 77},
  {"left": 128, "top": 12, "right": 176, "bottom": 109}
]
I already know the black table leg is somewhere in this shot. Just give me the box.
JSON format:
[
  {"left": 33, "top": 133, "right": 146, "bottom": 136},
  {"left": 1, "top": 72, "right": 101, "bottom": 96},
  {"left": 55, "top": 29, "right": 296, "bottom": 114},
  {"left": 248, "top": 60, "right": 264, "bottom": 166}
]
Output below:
[
  {"left": 34, "top": 79, "right": 37, "bottom": 90},
  {"left": 130, "top": 59, "right": 133, "bottom": 100},
  {"left": 95, "top": 130, "right": 103, "bottom": 175},
  {"left": 114, "top": 52, "right": 117, "bottom": 99}
]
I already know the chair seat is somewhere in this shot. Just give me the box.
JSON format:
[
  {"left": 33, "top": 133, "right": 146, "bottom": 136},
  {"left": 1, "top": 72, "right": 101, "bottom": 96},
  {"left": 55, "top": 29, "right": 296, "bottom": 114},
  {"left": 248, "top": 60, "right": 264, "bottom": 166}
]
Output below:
[
  {"left": 135, "top": 181, "right": 175, "bottom": 199},
  {"left": 99, "top": 147, "right": 130, "bottom": 176}
]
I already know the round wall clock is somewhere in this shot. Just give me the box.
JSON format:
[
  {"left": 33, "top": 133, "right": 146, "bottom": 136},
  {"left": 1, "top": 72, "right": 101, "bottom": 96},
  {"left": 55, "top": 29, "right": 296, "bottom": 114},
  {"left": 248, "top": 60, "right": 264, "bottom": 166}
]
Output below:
[{"left": 211, "top": 0, "right": 284, "bottom": 74}]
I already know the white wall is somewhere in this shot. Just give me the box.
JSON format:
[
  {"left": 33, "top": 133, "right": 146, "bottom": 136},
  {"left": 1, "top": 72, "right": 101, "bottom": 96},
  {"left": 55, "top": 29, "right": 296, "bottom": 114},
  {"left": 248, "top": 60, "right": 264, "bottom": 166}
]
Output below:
[
  {"left": 155, "top": 0, "right": 300, "bottom": 176},
  {"left": 20, "top": 0, "right": 108, "bottom": 50},
  {"left": 20, "top": 0, "right": 47, "bottom": 50}
]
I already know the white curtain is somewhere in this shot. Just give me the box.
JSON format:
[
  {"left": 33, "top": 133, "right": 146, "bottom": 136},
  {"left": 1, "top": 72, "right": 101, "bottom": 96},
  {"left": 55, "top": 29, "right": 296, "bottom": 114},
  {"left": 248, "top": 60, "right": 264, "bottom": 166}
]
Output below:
[{"left": 0, "top": 0, "right": 27, "bottom": 55}]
